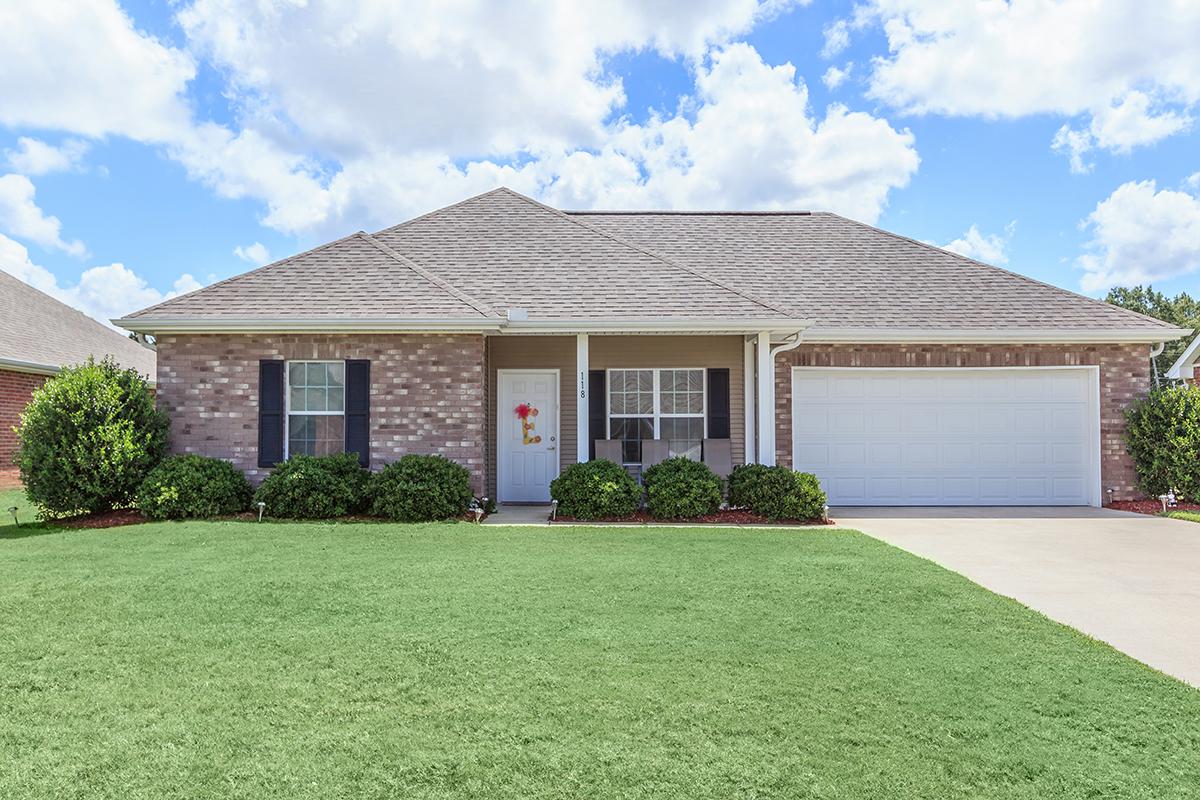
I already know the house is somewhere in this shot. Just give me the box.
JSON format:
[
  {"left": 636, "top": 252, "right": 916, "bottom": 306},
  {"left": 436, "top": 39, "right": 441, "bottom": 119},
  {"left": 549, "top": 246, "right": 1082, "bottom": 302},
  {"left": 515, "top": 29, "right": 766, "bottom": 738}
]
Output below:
[
  {"left": 116, "top": 188, "right": 1187, "bottom": 507},
  {"left": 1, "top": 269, "right": 157, "bottom": 475},
  {"left": 1166, "top": 334, "right": 1200, "bottom": 383}
]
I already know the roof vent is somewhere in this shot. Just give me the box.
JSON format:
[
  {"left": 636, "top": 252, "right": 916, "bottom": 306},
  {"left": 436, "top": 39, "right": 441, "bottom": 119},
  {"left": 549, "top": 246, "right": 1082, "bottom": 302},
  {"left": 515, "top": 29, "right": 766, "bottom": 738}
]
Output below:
[{"left": 506, "top": 307, "right": 529, "bottom": 321}]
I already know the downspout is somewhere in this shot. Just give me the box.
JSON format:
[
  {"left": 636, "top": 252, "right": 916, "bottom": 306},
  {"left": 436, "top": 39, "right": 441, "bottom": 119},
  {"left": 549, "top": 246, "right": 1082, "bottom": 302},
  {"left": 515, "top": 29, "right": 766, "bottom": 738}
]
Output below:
[
  {"left": 755, "top": 330, "right": 808, "bottom": 466},
  {"left": 1150, "top": 341, "right": 1165, "bottom": 386}
]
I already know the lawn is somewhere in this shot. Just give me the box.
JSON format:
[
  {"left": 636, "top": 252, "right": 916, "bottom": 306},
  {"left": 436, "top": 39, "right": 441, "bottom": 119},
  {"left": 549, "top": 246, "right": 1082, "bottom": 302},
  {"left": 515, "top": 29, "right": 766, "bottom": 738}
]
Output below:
[
  {"left": 1, "top": 521, "right": 1197, "bottom": 799},
  {"left": 1164, "top": 510, "right": 1200, "bottom": 524},
  {"left": 0, "top": 486, "right": 36, "bottom": 529}
]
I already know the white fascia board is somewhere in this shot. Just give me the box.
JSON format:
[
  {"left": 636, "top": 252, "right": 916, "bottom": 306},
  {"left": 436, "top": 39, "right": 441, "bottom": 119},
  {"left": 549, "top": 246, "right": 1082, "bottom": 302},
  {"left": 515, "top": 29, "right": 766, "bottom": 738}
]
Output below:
[
  {"left": 500, "top": 318, "right": 814, "bottom": 334},
  {"left": 0, "top": 357, "right": 157, "bottom": 386},
  {"left": 113, "top": 317, "right": 507, "bottom": 334},
  {"left": 1167, "top": 333, "right": 1200, "bottom": 378},
  {"left": 0, "top": 357, "right": 59, "bottom": 376},
  {"left": 803, "top": 327, "right": 1192, "bottom": 345}
]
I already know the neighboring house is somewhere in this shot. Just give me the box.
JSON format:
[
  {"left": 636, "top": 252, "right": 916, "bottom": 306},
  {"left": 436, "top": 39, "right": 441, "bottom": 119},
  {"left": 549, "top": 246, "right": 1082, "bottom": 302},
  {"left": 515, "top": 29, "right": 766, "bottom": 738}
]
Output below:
[
  {"left": 1166, "top": 334, "right": 1200, "bottom": 383},
  {"left": 1, "top": 270, "right": 157, "bottom": 471},
  {"left": 116, "top": 188, "right": 1187, "bottom": 507}
]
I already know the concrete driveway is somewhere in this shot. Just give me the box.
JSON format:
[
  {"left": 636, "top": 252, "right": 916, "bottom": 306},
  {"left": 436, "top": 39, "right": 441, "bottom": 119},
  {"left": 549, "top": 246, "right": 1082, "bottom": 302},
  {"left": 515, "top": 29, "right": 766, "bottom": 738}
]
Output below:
[{"left": 834, "top": 507, "right": 1200, "bottom": 687}]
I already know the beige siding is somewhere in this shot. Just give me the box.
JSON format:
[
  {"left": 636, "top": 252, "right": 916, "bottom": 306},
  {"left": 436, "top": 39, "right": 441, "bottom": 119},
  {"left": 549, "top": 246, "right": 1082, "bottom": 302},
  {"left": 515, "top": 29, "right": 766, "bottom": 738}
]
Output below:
[
  {"left": 591, "top": 335, "right": 745, "bottom": 465},
  {"left": 487, "top": 336, "right": 576, "bottom": 499},
  {"left": 486, "top": 334, "right": 745, "bottom": 498}
]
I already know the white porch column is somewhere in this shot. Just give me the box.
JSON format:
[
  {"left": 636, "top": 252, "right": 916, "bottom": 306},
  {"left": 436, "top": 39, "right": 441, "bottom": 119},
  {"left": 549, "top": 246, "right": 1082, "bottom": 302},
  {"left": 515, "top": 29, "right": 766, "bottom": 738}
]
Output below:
[
  {"left": 756, "top": 331, "right": 775, "bottom": 465},
  {"left": 743, "top": 337, "right": 757, "bottom": 464},
  {"left": 576, "top": 333, "right": 590, "bottom": 462}
]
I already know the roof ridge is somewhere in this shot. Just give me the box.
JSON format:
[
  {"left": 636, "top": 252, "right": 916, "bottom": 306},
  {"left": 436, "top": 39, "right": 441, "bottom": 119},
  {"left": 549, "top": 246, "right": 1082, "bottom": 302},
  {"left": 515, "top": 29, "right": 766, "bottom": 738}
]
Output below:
[
  {"left": 494, "top": 188, "right": 801, "bottom": 319},
  {"left": 356, "top": 232, "right": 497, "bottom": 318},
  {"left": 373, "top": 187, "right": 514, "bottom": 237},
  {"left": 823, "top": 213, "right": 1179, "bottom": 332},
  {"left": 121, "top": 231, "right": 365, "bottom": 320},
  {"left": 568, "top": 210, "right": 820, "bottom": 216}
]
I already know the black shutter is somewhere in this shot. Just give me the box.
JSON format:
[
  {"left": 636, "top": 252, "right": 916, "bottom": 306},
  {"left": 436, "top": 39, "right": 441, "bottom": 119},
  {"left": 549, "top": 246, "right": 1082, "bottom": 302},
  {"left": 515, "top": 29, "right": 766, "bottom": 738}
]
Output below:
[
  {"left": 588, "top": 370, "right": 606, "bottom": 459},
  {"left": 344, "top": 359, "right": 371, "bottom": 468},
  {"left": 706, "top": 368, "right": 730, "bottom": 439},
  {"left": 258, "top": 360, "right": 285, "bottom": 468}
]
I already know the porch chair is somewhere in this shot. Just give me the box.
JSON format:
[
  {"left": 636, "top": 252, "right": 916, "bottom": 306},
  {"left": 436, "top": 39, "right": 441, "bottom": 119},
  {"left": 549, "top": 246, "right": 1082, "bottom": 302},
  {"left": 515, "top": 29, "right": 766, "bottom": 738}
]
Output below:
[
  {"left": 702, "top": 438, "right": 733, "bottom": 480},
  {"left": 594, "top": 439, "right": 623, "bottom": 463},
  {"left": 640, "top": 439, "right": 669, "bottom": 472}
]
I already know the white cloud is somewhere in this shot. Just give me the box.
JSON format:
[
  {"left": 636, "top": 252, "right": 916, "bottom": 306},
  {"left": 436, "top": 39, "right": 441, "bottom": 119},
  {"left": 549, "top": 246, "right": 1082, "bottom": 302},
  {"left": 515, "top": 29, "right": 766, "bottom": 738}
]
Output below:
[
  {"left": 822, "top": 63, "right": 851, "bottom": 90},
  {"left": 855, "top": 1, "right": 1200, "bottom": 167},
  {"left": 1051, "top": 125, "right": 1095, "bottom": 175},
  {"left": 1077, "top": 180, "right": 1200, "bottom": 292},
  {"left": 234, "top": 241, "right": 271, "bottom": 265},
  {"left": 4, "top": 137, "right": 90, "bottom": 175},
  {"left": 0, "top": 174, "right": 87, "bottom": 256},
  {"left": 0, "top": 0, "right": 917, "bottom": 241},
  {"left": 821, "top": 19, "right": 850, "bottom": 58},
  {"left": 939, "top": 222, "right": 1015, "bottom": 265},
  {"left": 317, "top": 44, "right": 919, "bottom": 227},
  {"left": 0, "top": 233, "right": 202, "bottom": 327},
  {"left": 1186, "top": 172, "right": 1200, "bottom": 190}
]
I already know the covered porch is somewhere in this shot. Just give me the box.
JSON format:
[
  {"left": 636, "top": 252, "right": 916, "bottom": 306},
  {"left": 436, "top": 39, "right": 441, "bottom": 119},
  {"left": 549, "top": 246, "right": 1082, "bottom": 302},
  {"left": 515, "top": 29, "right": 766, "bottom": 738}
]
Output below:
[{"left": 485, "top": 330, "right": 797, "bottom": 503}]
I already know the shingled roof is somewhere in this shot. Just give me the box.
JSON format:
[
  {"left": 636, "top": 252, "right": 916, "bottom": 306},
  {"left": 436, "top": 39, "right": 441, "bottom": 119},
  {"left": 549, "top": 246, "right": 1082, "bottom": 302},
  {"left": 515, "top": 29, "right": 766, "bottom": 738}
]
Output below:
[
  {"left": 0, "top": 270, "right": 156, "bottom": 379},
  {"left": 117, "top": 188, "right": 1184, "bottom": 342}
]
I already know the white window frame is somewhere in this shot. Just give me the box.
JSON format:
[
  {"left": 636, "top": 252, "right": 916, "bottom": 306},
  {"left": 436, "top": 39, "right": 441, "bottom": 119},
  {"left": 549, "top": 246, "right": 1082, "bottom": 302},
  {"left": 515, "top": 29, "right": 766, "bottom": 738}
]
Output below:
[
  {"left": 606, "top": 367, "right": 707, "bottom": 464},
  {"left": 284, "top": 359, "right": 346, "bottom": 459}
]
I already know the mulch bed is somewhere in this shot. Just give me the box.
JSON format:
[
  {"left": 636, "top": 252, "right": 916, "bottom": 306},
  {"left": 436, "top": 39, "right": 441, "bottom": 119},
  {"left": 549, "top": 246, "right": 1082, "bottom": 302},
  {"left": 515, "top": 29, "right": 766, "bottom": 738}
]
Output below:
[
  {"left": 56, "top": 509, "right": 148, "bottom": 529},
  {"left": 553, "top": 508, "right": 833, "bottom": 526},
  {"left": 1107, "top": 499, "right": 1200, "bottom": 516}
]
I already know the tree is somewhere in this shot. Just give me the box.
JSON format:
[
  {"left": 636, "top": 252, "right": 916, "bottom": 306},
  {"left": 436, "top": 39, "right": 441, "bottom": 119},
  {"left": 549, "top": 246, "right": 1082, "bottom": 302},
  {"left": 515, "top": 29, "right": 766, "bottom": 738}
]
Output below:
[
  {"left": 16, "top": 357, "right": 168, "bottom": 517},
  {"left": 1105, "top": 286, "right": 1200, "bottom": 378}
]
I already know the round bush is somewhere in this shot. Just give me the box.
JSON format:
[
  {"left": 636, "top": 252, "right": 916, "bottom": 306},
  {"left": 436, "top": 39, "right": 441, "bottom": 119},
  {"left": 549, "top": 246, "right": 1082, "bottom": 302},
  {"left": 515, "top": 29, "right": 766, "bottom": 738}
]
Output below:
[
  {"left": 728, "top": 464, "right": 827, "bottom": 520},
  {"left": 550, "top": 459, "right": 640, "bottom": 519},
  {"left": 136, "top": 454, "right": 252, "bottom": 520},
  {"left": 16, "top": 357, "right": 167, "bottom": 518},
  {"left": 641, "top": 456, "right": 722, "bottom": 519},
  {"left": 1125, "top": 384, "right": 1200, "bottom": 499},
  {"left": 369, "top": 454, "right": 473, "bottom": 521},
  {"left": 253, "top": 452, "right": 369, "bottom": 519}
]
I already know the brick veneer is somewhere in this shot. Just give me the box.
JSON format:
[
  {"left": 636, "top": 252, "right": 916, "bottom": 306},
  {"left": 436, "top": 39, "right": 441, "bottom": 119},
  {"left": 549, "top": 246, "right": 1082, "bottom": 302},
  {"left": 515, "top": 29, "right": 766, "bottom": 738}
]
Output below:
[
  {"left": 156, "top": 334, "right": 487, "bottom": 490},
  {"left": 0, "top": 368, "right": 47, "bottom": 472},
  {"left": 774, "top": 344, "right": 1151, "bottom": 501}
]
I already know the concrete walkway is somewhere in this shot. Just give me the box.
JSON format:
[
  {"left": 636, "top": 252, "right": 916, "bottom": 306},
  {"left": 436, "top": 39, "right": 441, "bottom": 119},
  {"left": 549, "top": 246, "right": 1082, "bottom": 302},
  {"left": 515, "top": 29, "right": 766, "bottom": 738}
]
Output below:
[
  {"left": 481, "top": 504, "right": 553, "bottom": 525},
  {"left": 835, "top": 506, "right": 1200, "bottom": 687}
]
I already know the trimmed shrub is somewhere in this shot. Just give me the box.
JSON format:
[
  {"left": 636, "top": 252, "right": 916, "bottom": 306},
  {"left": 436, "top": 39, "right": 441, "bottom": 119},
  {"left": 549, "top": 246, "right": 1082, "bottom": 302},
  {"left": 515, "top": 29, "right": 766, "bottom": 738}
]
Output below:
[
  {"left": 1125, "top": 384, "right": 1200, "bottom": 499},
  {"left": 16, "top": 357, "right": 167, "bottom": 518},
  {"left": 642, "top": 456, "right": 722, "bottom": 519},
  {"left": 136, "top": 454, "right": 252, "bottom": 520},
  {"left": 550, "top": 459, "right": 640, "bottom": 519},
  {"left": 369, "top": 454, "right": 473, "bottom": 521},
  {"left": 728, "top": 463, "right": 826, "bottom": 520},
  {"left": 253, "top": 452, "right": 368, "bottom": 519}
]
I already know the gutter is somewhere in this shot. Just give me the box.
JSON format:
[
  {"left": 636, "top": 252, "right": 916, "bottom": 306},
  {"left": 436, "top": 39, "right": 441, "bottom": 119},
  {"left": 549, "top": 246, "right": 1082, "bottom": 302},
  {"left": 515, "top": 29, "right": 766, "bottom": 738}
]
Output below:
[
  {"left": 803, "top": 327, "right": 1193, "bottom": 345},
  {"left": 0, "top": 357, "right": 156, "bottom": 386}
]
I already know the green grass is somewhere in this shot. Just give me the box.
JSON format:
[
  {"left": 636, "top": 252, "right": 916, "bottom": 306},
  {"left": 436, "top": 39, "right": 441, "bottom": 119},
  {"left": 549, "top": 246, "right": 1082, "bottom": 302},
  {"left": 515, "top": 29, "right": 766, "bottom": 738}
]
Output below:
[
  {"left": 1, "top": 522, "right": 1197, "bottom": 799},
  {"left": 1164, "top": 510, "right": 1200, "bottom": 523}
]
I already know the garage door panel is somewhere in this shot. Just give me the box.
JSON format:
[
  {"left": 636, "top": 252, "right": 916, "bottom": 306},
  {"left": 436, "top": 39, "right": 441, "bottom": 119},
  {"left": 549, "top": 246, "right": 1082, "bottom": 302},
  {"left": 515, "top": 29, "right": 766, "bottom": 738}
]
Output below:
[{"left": 792, "top": 368, "right": 1097, "bottom": 506}]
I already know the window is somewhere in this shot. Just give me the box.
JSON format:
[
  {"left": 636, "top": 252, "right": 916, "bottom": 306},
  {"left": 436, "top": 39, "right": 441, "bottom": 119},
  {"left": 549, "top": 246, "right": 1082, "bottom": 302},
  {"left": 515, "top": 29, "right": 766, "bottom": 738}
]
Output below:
[
  {"left": 287, "top": 361, "right": 345, "bottom": 457},
  {"left": 607, "top": 368, "right": 705, "bottom": 464}
]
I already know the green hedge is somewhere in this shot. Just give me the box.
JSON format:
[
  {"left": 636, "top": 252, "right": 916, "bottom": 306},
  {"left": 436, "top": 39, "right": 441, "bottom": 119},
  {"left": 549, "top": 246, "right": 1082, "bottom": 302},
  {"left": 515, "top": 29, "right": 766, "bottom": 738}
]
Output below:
[
  {"left": 728, "top": 464, "right": 827, "bottom": 520},
  {"left": 1125, "top": 384, "right": 1200, "bottom": 499},
  {"left": 550, "top": 459, "right": 641, "bottom": 519},
  {"left": 136, "top": 455, "right": 252, "bottom": 520},
  {"left": 253, "top": 453, "right": 369, "bottom": 519},
  {"left": 369, "top": 454, "right": 473, "bottom": 521},
  {"left": 16, "top": 357, "right": 167, "bottom": 518},
  {"left": 642, "top": 456, "right": 722, "bottom": 519}
]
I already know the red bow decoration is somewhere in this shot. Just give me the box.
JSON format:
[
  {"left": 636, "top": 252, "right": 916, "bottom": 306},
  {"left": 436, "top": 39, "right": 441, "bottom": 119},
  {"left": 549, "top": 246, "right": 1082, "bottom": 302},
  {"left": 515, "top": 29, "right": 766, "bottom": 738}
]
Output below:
[{"left": 514, "top": 403, "right": 532, "bottom": 419}]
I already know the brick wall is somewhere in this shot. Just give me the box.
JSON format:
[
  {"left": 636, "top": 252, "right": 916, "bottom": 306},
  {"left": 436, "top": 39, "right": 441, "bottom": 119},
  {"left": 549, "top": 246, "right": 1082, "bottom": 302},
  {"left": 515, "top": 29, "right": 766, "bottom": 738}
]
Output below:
[
  {"left": 774, "top": 344, "right": 1151, "bottom": 501},
  {"left": 156, "top": 334, "right": 487, "bottom": 490},
  {"left": 0, "top": 368, "right": 47, "bottom": 472}
]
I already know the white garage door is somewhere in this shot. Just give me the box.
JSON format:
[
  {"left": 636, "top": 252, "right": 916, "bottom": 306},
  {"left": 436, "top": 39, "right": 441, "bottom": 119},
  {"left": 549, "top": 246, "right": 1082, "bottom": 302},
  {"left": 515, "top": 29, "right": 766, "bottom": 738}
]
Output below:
[{"left": 791, "top": 368, "right": 1099, "bottom": 507}]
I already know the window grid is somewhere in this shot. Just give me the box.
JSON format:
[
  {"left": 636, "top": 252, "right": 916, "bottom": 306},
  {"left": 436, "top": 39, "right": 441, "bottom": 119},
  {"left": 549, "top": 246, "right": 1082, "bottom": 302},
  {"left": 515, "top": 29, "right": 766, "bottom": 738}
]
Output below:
[
  {"left": 286, "top": 360, "right": 346, "bottom": 458},
  {"left": 607, "top": 368, "right": 705, "bottom": 464}
]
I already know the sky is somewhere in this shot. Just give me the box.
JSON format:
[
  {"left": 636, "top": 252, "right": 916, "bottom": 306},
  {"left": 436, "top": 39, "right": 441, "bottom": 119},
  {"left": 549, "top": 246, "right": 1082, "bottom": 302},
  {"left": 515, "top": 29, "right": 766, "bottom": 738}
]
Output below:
[{"left": 0, "top": 0, "right": 1198, "bottom": 327}]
